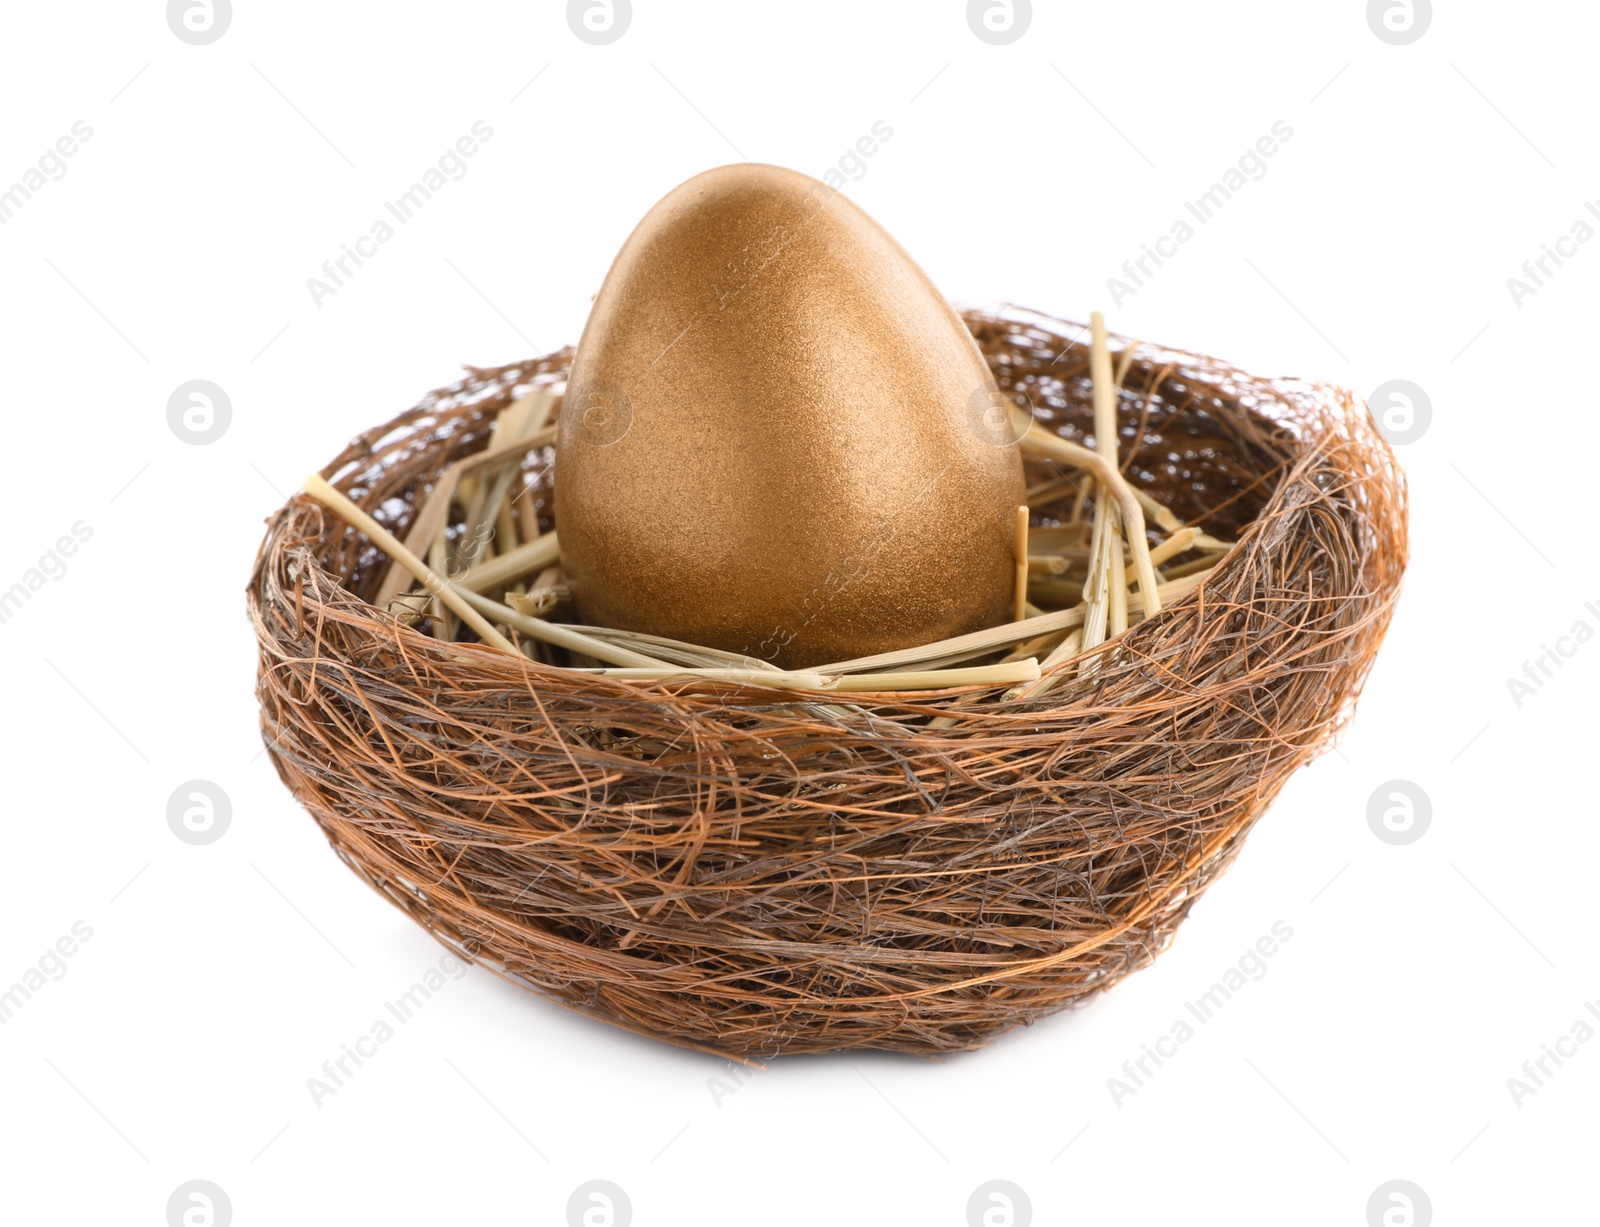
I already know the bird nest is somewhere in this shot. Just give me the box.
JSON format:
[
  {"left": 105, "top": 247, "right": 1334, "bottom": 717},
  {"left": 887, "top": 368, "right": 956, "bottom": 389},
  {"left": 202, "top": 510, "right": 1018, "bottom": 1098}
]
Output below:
[{"left": 249, "top": 306, "right": 1406, "bottom": 1057}]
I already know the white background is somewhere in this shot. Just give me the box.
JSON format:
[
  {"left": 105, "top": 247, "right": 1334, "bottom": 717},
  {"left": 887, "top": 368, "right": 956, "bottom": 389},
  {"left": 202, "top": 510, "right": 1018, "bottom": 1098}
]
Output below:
[{"left": 1, "top": 2, "right": 1594, "bottom": 1224}]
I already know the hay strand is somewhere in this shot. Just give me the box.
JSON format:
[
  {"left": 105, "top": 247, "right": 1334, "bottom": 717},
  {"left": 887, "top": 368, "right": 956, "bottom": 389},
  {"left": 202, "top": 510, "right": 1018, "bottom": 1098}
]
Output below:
[
  {"left": 301, "top": 474, "right": 517, "bottom": 655},
  {"left": 1013, "top": 505, "right": 1029, "bottom": 623}
]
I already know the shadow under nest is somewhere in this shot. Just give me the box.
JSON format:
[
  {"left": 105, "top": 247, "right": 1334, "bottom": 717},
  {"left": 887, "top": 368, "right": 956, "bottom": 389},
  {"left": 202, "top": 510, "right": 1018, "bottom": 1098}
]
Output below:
[{"left": 248, "top": 306, "right": 1407, "bottom": 1057}]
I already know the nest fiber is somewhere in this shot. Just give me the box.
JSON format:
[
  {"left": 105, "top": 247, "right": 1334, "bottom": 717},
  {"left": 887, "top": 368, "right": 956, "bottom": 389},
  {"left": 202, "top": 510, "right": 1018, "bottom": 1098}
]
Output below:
[{"left": 249, "top": 308, "right": 1406, "bottom": 1056}]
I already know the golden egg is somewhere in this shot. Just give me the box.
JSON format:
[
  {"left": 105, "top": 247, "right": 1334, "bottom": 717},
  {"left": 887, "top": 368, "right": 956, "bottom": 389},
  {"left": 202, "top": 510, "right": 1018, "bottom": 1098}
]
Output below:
[{"left": 554, "top": 163, "right": 1024, "bottom": 669}]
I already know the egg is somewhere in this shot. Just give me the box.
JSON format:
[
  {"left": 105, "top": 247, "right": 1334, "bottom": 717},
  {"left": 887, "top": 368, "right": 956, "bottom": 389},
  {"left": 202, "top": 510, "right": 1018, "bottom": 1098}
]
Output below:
[{"left": 554, "top": 163, "right": 1024, "bottom": 669}]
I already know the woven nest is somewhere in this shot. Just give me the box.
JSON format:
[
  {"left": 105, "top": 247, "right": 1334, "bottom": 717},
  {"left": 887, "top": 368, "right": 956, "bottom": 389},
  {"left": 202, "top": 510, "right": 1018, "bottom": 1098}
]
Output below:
[{"left": 249, "top": 306, "right": 1406, "bottom": 1057}]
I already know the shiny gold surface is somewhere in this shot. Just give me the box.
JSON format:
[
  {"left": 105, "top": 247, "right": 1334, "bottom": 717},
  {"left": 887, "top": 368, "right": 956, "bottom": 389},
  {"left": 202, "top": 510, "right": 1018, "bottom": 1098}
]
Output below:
[{"left": 554, "top": 164, "right": 1024, "bottom": 668}]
